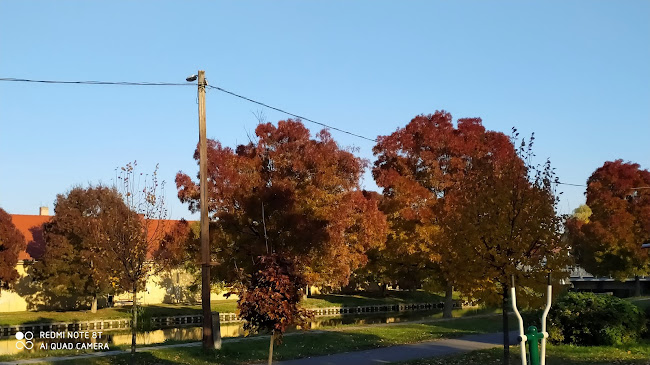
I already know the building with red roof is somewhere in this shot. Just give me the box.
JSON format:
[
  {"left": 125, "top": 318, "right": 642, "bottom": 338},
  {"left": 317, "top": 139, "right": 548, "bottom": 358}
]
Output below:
[{"left": 0, "top": 208, "right": 206, "bottom": 313}]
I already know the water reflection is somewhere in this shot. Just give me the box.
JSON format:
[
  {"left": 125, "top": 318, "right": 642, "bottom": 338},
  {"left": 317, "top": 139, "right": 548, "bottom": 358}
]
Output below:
[{"left": 1, "top": 309, "right": 449, "bottom": 356}]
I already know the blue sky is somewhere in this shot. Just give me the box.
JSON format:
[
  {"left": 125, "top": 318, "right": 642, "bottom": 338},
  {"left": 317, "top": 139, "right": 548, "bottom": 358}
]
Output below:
[{"left": 1, "top": 1, "right": 648, "bottom": 219}]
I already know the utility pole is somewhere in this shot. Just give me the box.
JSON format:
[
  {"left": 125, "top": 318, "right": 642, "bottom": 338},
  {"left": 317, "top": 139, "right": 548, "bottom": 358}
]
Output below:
[{"left": 197, "top": 70, "right": 214, "bottom": 350}]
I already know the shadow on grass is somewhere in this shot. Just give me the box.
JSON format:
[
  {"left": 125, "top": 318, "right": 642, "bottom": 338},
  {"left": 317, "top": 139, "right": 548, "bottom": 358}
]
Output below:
[
  {"left": 56, "top": 331, "right": 384, "bottom": 365},
  {"left": 421, "top": 315, "right": 516, "bottom": 336},
  {"left": 137, "top": 305, "right": 203, "bottom": 317},
  {"left": 53, "top": 352, "right": 181, "bottom": 365},
  {"left": 406, "top": 344, "right": 650, "bottom": 365},
  {"left": 18, "top": 316, "right": 57, "bottom": 325},
  {"left": 307, "top": 291, "right": 446, "bottom": 308}
]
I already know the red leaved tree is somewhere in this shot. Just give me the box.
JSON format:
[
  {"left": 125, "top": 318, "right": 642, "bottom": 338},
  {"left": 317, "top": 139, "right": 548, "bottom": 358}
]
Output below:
[
  {"left": 373, "top": 112, "right": 521, "bottom": 317},
  {"left": 374, "top": 112, "right": 569, "bottom": 365},
  {"left": 567, "top": 160, "right": 650, "bottom": 296},
  {"left": 0, "top": 207, "right": 26, "bottom": 292},
  {"left": 231, "top": 254, "right": 311, "bottom": 365},
  {"left": 175, "top": 120, "right": 387, "bottom": 290}
]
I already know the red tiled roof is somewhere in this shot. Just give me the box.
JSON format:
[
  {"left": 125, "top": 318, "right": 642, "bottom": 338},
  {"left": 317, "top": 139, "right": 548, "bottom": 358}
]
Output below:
[
  {"left": 11, "top": 214, "right": 50, "bottom": 260},
  {"left": 10, "top": 214, "right": 188, "bottom": 261}
]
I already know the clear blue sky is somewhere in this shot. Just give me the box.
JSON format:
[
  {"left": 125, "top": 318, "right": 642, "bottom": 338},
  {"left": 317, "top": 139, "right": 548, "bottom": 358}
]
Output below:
[{"left": 1, "top": 1, "right": 648, "bottom": 219}]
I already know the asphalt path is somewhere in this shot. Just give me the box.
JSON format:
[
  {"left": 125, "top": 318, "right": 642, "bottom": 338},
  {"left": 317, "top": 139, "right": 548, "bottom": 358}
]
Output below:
[{"left": 257, "top": 331, "right": 518, "bottom": 365}]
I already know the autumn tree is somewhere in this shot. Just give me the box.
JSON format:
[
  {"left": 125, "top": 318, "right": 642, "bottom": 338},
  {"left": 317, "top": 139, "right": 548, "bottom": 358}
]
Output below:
[
  {"left": 567, "top": 160, "right": 650, "bottom": 296},
  {"left": 447, "top": 132, "right": 569, "bottom": 365},
  {"left": 176, "top": 120, "right": 387, "bottom": 290},
  {"left": 152, "top": 219, "right": 203, "bottom": 302},
  {"left": 571, "top": 204, "right": 592, "bottom": 223},
  {"left": 372, "top": 112, "right": 518, "bottom": 317},
  {"left": 230, "top": 254, "right": 311, "bottom": 365},
  {"left": 0, "top": 207, "right": 26, "bottom": 292},
  {"left": 153, "top": 219, "right": 194, "bottom": 272},
  {"left": 374, "top": 112, "right": 569, "bottom": 364},
  {"left": 101, "top": 161, "right": 169, "bottom": 354},
  {"left": 32, "top": 186, "right": 121, "bottom": 312}
]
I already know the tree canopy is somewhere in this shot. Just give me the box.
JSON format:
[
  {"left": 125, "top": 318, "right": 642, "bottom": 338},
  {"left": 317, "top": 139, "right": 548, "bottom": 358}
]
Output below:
[
  {"left": 372, "top": 112, "right": 569, "bottom": 303},
  {"left": 176, "top": 120, "right": 387, "bottom": 288},
  {"left": 373, "top": 111, "right": 569, "bottom": 362},
  {"left": 567, "top": 160, "right": 650, "bottom": 280},
  {"left": 0, "top": 207, "right": 26, "bottom": 291},
  {"left": 372, "top": 112, "right": 515, "bottom": 297},
  {"left": 33, "top": 186, "right": 122, "bottom": 304}
]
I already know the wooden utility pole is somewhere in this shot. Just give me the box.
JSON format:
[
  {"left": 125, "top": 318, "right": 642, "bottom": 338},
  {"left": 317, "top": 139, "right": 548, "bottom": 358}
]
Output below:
[{"left": 197, "top": 70, "right": 214, "bottom": 350}]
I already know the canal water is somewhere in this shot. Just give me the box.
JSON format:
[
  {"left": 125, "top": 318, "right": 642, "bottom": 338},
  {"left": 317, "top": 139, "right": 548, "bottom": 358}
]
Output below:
[{"left": 1, "top": 309, "right": 455, "bottom": 356}]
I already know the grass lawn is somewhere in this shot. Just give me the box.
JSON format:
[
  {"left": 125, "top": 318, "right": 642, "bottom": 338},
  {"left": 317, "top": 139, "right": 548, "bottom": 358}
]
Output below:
[
  {"left": 12, "top": 314, "right": 513, "bottom": 364},
  {"left": 0, "top": 300, "right": 239, "bottom": 326},
  {"left": 0, "top": 291, "right": 450, "bottom": 326},
  {"left": 627, "top": 296, "right": 650, "bottom": 311},
  {"left": 396, "top": 340, "right": 650, "bottom": 365},
  {"left": 302, "top": 291, "right": 448, "bottom": 308}
]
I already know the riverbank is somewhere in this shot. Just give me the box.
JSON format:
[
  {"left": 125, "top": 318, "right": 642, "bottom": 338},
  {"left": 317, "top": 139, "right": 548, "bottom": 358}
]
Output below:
[{"left": 0, "top": 291, "right": 454, "bottom": 327}]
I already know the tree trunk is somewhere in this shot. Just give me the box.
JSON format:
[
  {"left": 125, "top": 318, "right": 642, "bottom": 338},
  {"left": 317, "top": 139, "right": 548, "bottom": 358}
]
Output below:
[
  {"left": 268, "top": 331, "right": 275, "bottom": 365},
  {"left": 635, "top": 275, "right": 641, "bottom": 297},
  {"left": 502, "top": 284, "right": 510, "bottom": 365},
  {"left": 131, "top": 286, "right": 137, "bottom": 355},
  {"left": 91, "top": 294, "right": 98, "bottom": 314},
  {"left": 443, "top": 283, "right": 454, "bottom": 319}
]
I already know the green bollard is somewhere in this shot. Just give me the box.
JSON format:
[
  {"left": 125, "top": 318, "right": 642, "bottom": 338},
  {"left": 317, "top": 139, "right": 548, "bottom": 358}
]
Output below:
[{"left": 526, "top": 326, "right": 545, "bottom": 365}]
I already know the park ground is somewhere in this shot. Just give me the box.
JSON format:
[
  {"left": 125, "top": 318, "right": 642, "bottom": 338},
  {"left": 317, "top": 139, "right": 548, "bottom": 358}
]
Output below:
[
  {"left": 2, "top": 295, "right": 648, "bottom": 364},
  {"left": 397, "top": 341, "right": 650, "bottom": 365},
  {"left": 11, "top": 317, "right": 650, "bottom": 365},
  {"left": 3, "top": 314, "right": 513, "bottom": 364}
]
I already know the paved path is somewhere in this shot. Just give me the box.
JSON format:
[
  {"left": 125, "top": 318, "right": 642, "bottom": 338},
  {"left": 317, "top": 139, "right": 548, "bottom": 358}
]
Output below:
[
  {"left": 2, "top": 331, "right": 516, "bottom": 365},
  {"left": 259, "top": 331, "right": 518, "bottom": 365}
]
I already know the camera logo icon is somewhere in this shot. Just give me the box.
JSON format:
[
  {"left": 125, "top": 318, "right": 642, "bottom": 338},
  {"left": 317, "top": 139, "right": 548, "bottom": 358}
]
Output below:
[{"left": 15, "top": 331, "right": 34, "bottom": 350}]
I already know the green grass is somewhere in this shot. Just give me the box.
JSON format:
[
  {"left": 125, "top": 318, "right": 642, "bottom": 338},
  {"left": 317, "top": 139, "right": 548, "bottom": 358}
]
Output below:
[
  {"left": 16, "top": 314, "right": 512, "bottom": 364},
  {"left": 302, "top": 291, "right": 448, "bottom": 308},
  {"left": 0, "top": 300, "right": 239, "bottom": 326},
  {"left": 626, "top": 296, "right": 650, "bottom": 311},
  {"left": 397, "top": 340, "right": 650, "bottom": 365},
  {"left": 0, "top": 291, "right": 452, "bottom": 326}
]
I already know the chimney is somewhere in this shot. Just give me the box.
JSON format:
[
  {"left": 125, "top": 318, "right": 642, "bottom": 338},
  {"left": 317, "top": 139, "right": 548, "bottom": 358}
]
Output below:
[{"left": 39, "top": 206, "right": 49, "bottom": 216}]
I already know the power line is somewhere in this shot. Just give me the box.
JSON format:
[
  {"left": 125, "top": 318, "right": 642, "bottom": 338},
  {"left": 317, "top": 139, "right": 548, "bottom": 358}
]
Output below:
[
  {"left": 556, "top": 181, "right": 650, "bottom": 190},
  {"left": 0, "top": 77, "right": 191, "bottom": 87},
  {"left": 556, "top": 182, "right": 586, "bottom": 187},
  {"left": 207, "top": 85, "right": 378, "bottom": 142},
  {"left": 0, "top": 77, "right": 378, "bottom": 143}
]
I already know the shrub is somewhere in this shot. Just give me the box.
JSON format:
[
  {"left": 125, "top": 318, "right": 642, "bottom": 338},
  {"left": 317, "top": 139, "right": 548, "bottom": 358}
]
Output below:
[{"left": 547, "top": 292, "right": 647, "bottom": 346}]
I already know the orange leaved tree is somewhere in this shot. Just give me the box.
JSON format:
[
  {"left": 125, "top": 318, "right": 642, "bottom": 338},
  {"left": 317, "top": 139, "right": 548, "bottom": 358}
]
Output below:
[{"left": 567, "top": 160, "right": 650, "bottom": 296}]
